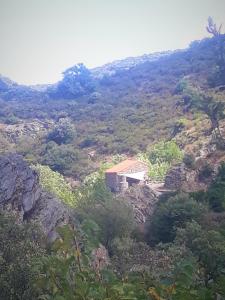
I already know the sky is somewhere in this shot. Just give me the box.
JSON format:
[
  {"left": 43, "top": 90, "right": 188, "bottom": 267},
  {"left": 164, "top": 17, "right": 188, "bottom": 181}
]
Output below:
[{"left": 0, "top": 0, "right": 225, "bottom": 85}]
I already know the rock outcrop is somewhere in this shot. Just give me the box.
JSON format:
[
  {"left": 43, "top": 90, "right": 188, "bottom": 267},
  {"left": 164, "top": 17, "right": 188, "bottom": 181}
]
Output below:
[
  {"left": 164, "top": 164, "right": 188, "bottom": 190},
  {"left": 122, "top": 185, "right": 159, "bottom": 223},
  {"left": 0, "top": 120, "right": 54, "bottom": 143},
  {"left": 164, "top": 161, "right": 215, "bottom": 193},
  {"left": 0, "top": 153, "right": 71, "bottom": 240}
]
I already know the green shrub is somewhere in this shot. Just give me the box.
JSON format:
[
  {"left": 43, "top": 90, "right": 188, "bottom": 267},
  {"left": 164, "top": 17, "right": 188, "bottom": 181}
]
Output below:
[
  {"left": 33, "top": 164, "right": 77, "bottom": 206},
  {"left": 148, "top": 161, "right": 170, "bottom": 181},
  {"left": 198, "top": 163, "right": 213, "bottom": 181},
  {"left": 41, "top": 142, "right": 81, "bottom": 175},
  {"left": 207, "top": 163, "right": 225, "bottom": 212},
  {"left": 148, "top": 141, "right": 183, "bottom": 164},
  {"left": 142, "top": 141, "right": 183, "bottom": 181},
  {"left": 47, "top": 118, "right": 76, "bottom": 145},
  {"left": 176, "top": 220, "right": 225, "bottom": 286},
  {"left": 183, "top": 153, "right": 196, "bottom": 169},
  {"left": 80, "top": 198, "right": 135, "bottom": 251},
  {"left": 145, "top": 193, "right": 206, "bottom": 245}
]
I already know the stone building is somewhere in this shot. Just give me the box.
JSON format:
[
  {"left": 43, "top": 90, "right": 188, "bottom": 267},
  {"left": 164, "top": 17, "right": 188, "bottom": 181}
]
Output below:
[{"left": 105, "top": 159, "right": 148, "bottom": 192}]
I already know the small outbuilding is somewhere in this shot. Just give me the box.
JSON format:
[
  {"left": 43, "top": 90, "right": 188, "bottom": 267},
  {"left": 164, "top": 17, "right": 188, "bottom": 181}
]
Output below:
[{"left": 105, "top": 159, "right": 148, "bottom": 192}]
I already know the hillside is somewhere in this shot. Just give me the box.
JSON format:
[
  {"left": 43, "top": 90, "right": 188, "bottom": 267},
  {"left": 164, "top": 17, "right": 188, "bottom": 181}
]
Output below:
[
  {"left": 0, "top": 35, "right": 225, "bottom": 180},
  {"left": 1, "top": 24, "right": 225, "bottom": 299}
]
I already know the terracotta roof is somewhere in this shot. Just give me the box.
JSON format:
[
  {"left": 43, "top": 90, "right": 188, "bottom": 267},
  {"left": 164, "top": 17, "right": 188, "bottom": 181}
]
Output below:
[{"left": 105, "top": 159, "right": 146, "bottom": 173}]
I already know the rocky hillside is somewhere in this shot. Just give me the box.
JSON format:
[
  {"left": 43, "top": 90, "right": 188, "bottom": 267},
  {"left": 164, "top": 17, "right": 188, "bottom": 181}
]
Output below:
[{"left": 0, "top": 34, "right": 224, "bottom": 181}]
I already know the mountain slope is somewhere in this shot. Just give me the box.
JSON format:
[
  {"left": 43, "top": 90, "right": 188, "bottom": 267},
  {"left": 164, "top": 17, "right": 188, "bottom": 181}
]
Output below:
[{"left": 0, "top": 35, "right": 224, "bottom": 178}]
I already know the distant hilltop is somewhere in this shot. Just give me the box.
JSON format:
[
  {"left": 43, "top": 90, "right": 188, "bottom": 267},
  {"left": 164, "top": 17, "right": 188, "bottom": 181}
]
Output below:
[
  {"left": 0, "top": 35, "right": 223, "bottom": 101},
  {"left": 91, "top": 50, "right": 179, "bottom": 78},
  {"left": 0, "top": 49, "right": 180, "bottom": 97}
]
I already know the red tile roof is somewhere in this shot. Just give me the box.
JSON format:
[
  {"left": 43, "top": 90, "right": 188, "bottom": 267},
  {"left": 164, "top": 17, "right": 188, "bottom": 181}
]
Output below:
[{"left": 105, "top": 159, "right": 146, "bottom": 173}]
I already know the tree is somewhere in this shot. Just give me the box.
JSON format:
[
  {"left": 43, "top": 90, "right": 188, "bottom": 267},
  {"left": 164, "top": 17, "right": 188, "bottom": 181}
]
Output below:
[
  {"left": 180, "top": 81, "right": 225, "bottom": 144},
  {"left": 37, "top": 224, "right": 146, "bottom": 300},
  {"left": 206, "top": 17, "right": 225, "bottom": 86},
  {"left": 148, "top": 141, "right": 183, "bottom": 165},
  {"left": 138, "top": 141, "right": 183, "bottom": 181},
  {"left": 177, "top": 221, "right": 225, "bottom": 291},
  {"left": 111, "top": 237, "right": 190, "bottom": 280},
  {"left": 206, "top": 16, "right": 222, "bottom": 37},
  {"left": 49, "top": 63, "right": 95, "bottom": 99}
]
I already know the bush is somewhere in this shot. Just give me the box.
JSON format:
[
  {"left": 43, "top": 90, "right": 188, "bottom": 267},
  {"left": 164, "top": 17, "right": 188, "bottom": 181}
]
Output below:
[
  {"left": 79, "top": 136, "right": 97, "bottom": 148},
  {"left": 145, "top": 193, "right": 206, "bottom": 245},
  {"left": 176, "top": 220, "right": 225, "bottom": 285},
  {"left": 183, "top": 153, "right": 196, "bottom": 169},
  {"left": 49, "top": 63, "right": 95, "bottom": 99},
  {"left": 198, "top": 163, "right": 213, "bottom": 181},
  {"left": 47, "top": 118, "right": 76, "bottom": 145},
  {"left": 4, "top": 114, "right": 19, "bottom": 124},
  {"left": 148, "top": 161, "right": 170, "bottom": 181},
  {"left": 41, "top": 142, "right": 81, "bottom": 175},
  {"left": 80, "top": 197, "right": 135, "bottom": 251}
]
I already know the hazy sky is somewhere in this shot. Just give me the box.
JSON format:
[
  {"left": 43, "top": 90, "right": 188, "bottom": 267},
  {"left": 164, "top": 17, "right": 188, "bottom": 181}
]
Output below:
[{"left": 0, "top": 0, "right": 225, "bottom": 85}]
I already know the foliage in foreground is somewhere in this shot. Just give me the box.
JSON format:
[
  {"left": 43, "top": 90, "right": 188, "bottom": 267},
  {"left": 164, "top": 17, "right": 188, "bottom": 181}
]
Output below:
[
  {"left": 1, "top": 162, "right": 225, "bottom": 299},
  {"left": 36, "top": 224, "right": 215, "bottom": 300},
  {"left": 0, "top": 211, "right": 46, "bottom": 300}
]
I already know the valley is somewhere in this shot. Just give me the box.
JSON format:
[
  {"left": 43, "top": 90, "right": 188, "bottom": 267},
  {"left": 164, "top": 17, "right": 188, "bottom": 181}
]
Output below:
[{"left": 1, "top": 26, "right": 225, "bottom": 299}]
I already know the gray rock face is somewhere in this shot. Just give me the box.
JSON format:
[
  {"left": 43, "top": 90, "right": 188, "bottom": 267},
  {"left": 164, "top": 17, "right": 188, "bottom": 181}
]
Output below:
[
  {"left": 2, "top": 120, "right": 54, "bottom": 143},
  {"left": 0, "top": 154, "right": 41, "bottom": 211},
  {"left": 0, "top": 153, "right": 71, "bottom": 240},
  {"left": 122, "top": 185, "right": 158, "bottom": 223},
  {"left": 164, "top": 164, "right": 187, "bottom": 190},
  {"left": 164, "top": 162, "right": 213, "bottom": 193}
]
